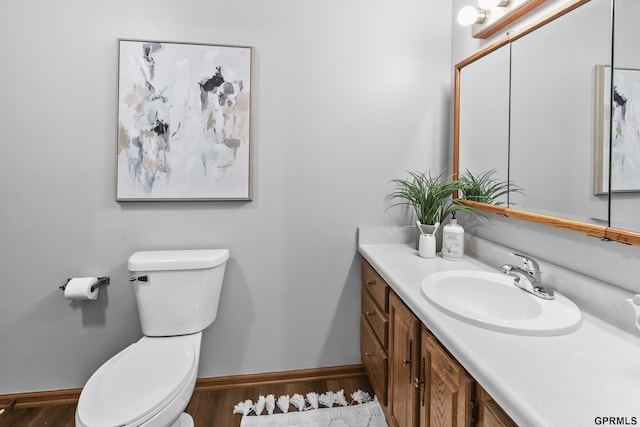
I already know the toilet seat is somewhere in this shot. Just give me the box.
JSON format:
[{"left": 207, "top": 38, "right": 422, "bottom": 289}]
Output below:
[{"left": 76, "top": 336, "right": 197, "bottom": 427}]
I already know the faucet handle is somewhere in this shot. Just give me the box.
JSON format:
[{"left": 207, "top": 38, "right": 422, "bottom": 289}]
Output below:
[{"left": 511, "top": 252, "right": 540, "bottom": 273}]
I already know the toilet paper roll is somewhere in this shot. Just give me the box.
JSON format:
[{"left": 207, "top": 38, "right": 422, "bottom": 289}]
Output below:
[{"left": 64, "top": 277, "right": 99, "bottom": 300}]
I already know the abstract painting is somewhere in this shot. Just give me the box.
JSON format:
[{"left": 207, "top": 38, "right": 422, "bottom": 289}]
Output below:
[
  {"left": 594, "top": 65, "right": 640, "bottom": 194},
  {"left": 116, "top": 40, "right": 252, "bottom": 200}
]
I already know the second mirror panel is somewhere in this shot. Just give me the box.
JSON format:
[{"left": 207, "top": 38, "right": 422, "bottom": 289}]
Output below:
[
  {"left": 610, "top": 0, "right": 640, "bottom": 232},
  {"left": 508, "top": 0, "right": 611, "bottom": 224},
  {"left": 459, "top": 45, "right": 511, "bottom": 205}
]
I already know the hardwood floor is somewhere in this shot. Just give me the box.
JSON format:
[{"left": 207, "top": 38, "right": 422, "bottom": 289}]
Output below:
[
  {"left": 0, "top": 368, "right": 373, "bottom": 427},
  {"left": 0, "top": 405, "right": 77, "bottom": 427}
]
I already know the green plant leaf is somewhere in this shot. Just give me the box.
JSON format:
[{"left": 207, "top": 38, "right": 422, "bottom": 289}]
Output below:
[
  {"left": 457, "top": 169, "right": 523, "bottom": 205},
  {"left": 386, "top": 170, "right": 479, "bottom": 224}
]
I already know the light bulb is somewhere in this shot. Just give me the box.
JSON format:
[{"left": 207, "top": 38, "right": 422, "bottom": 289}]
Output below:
[
  {"left": 457, "top": 6, "right": 486, "bottom": 26},
  {"left": 478, "top": 0, "right": 510, "bottom": 8}
]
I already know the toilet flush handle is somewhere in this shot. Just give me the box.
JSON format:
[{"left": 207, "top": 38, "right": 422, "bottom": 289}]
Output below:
[{"left": 130, "top": 275, "right": 148, "bottom": 282}]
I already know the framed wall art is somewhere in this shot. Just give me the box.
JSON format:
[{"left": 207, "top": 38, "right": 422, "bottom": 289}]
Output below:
[
  {"left": 116, "top": 40, "right": 253, "bottom": 201},
  {"left": 594, "top": 65, "right": 640, "bottom": 195}
]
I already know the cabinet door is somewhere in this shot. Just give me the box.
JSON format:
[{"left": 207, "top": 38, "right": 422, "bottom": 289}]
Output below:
[
  {"left": 424, "top": 336, "right": 474, "bottom": 427},
  {"left": 362, "top": 287, "right": 389, "bottom": 348},
  {"left": 477, "top": 386, "right": 518, "bottom": 427},
  {"left": 389, "top": 292, "right": 420, "bottom": 427},
  {"left": 361, "top": 314, "right": 388, "bottom": 405},
  {"left": 362, "top": 260, "right": 389, "bottom": 312}
]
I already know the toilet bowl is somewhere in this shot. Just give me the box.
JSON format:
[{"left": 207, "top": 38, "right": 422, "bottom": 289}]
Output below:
[
  {"left": 75, "top": 249, "right": 229, "bottom": 427},
  {"left": 76, "top": 333, "right": 201, "bottom": 427}
]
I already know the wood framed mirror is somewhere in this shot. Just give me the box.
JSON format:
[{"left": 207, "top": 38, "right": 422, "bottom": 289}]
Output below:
[{"left": 453, "top": 0, "right": 640, "bottom": 246}]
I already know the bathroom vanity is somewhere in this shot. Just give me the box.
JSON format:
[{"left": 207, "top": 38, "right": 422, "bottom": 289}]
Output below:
[
  {"left": 358, "top": 227, "right": 640, "bottom": 427},
  {"left": 362, "top": 258, "right": 513, "bottom": 427}
]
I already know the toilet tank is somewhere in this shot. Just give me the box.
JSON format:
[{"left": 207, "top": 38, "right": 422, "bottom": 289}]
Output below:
[{"left": 128, "top": 249, "right": 229, "bottom": 337}]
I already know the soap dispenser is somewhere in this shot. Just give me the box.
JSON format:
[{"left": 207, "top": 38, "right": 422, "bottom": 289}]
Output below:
[{"left": 442, "top": 212, "right": 464, "bottom": 261}]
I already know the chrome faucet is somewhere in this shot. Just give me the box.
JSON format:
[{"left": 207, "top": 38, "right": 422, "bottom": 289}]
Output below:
[{"left": 500, "top": 253, "right": 555, "bottom": 300}]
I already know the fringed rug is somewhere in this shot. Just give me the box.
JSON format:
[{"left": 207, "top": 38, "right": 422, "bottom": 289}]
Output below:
[
  {"left": 234, "top": 390, "right": 388, "bottom": 427},
  {"left": 239, "top": 400, "right": 387, "bottom": 427}
]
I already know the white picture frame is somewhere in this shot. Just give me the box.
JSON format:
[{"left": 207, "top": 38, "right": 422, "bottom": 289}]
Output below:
[{"left": 116, "top": 39, "right": 253, "bottom": 201}]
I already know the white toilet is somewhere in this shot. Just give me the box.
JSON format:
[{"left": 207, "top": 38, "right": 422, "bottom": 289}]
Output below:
[{"left": 75, "top": 249, "right": 229, "bottom": 427}]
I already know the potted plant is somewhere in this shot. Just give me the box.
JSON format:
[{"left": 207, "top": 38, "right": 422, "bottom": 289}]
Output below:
[
  {"left": 386, "top": 170, "right": 477, "bottom": 250},
  {"left": 457, "top": 169, "right": 522, "bottom": 205}
]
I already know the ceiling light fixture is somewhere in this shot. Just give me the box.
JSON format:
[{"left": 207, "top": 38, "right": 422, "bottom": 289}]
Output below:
[
  {"left": 457, "top": 6, "right": 487, "bottom": 26},
  {"left": 458, "top": 0, "right": 547, "bottom": 39}
]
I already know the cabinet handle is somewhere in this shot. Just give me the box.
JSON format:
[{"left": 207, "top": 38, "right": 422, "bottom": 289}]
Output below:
[
  {"left": 366, "top": 279, "right": 376, "bottom": 286},
  {"left": 366, "top": 311, "right": 375, "bottom": 316},
  {"left": 404, "top": 339, "right": 413, "bottom": 382},
  {"left": 416, "top": 357, "right": 426, "bottom": 406},
  {"left": 364, "top": 352, "right": 373, "bottom": 357}
]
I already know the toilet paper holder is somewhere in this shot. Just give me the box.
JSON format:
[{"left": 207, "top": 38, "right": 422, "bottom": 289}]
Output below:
[{"left": 59, "top": 277, "right": 110, "bottom": 292}]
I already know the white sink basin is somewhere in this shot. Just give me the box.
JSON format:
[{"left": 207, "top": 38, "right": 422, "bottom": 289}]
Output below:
[{"left": 421, "top": 270, "right": 582, "bottom": 336}]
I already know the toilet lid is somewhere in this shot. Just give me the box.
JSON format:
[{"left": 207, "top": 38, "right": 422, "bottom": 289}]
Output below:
[{"left": 77, "top": 337, "right": 196, "bottom": 427}]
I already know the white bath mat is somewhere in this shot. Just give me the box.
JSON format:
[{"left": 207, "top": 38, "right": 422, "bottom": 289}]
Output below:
[
  {"left": 239, "top": 400, "right": 388, "bottom": 427},
  {"left": 234, "top": 390, "right": 388, "bottom": 427}
]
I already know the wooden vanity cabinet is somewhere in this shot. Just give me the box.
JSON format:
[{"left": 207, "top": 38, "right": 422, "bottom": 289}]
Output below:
[
  {"left": 360, "top": 260, "right": 390, "bottom": 408},
  {"left": 360, "top": 259, "right": 515, "bottom": 427}
]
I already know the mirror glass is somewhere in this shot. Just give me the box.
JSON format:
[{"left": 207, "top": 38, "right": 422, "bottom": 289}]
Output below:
[
  {"left": 508, "top": 0, "right": 611, "bottom": 224},
  {"left": 458, "top": 45, "right": 511, "bottom": 205},
  {"left": 610, "top": 0, "right": 640, "bottom": 231}
]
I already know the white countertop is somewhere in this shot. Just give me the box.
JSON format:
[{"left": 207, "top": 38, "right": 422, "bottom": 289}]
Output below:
[{"left": 358, "top": 240, "right": 640, "bottom": 427}]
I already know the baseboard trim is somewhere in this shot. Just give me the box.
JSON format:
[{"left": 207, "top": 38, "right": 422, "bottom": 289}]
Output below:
[
  {"left": 194, "top": 364, "right": 367, "bottom": 391},
  {"left": 0, "top": 388, "right": 83, "bottom": 410},
  {"left": 0, "top": 364, "right": 366, "bottom": 409}
]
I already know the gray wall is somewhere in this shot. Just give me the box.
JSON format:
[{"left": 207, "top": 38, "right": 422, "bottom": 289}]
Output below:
[
  {"left": 452, "top": 0, "right": 640, "bottom": 293},
  {"left": 0, "top": 1, "right": 452, "bottom": 393}
]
